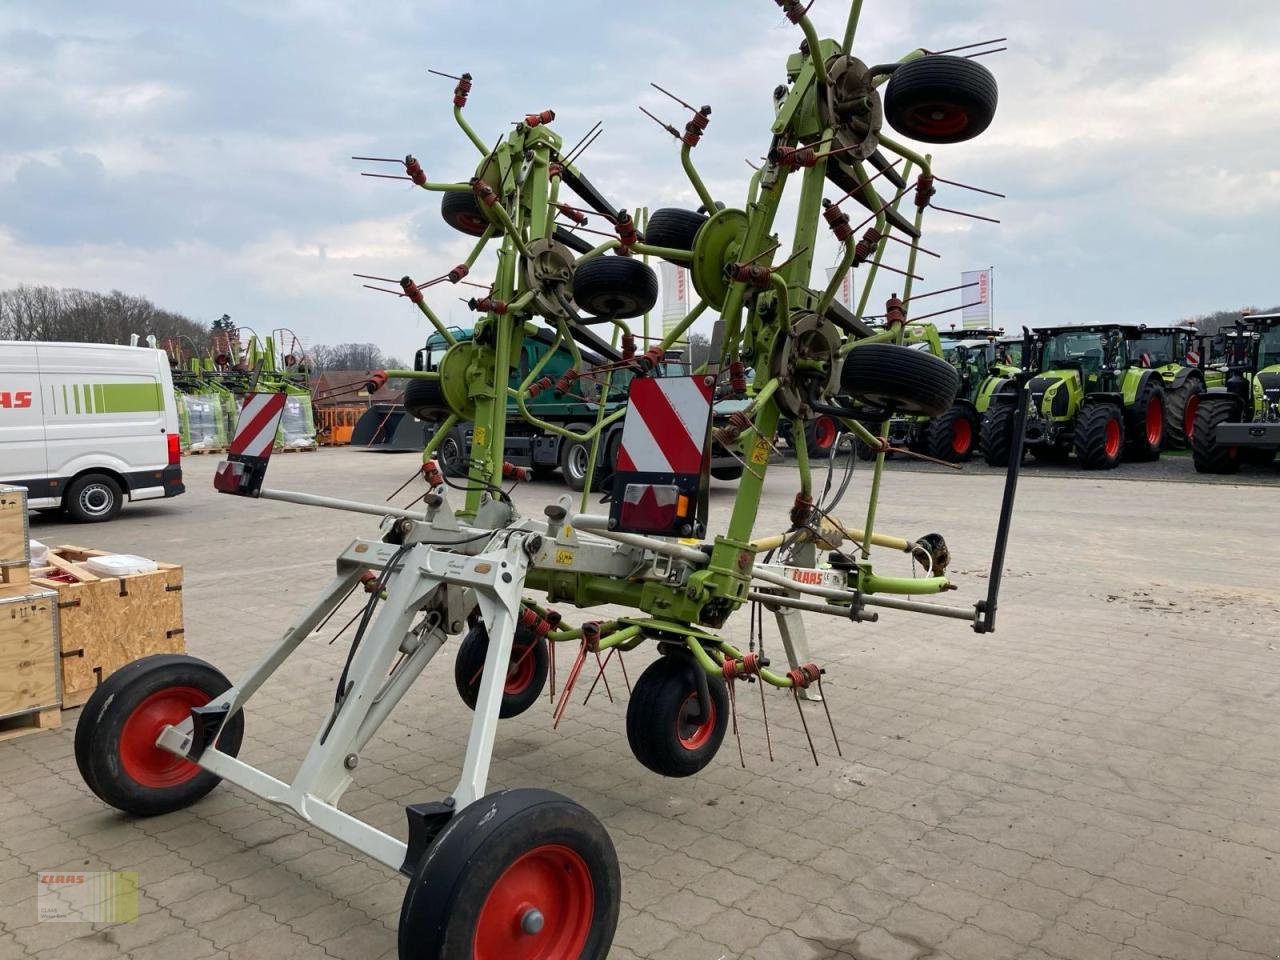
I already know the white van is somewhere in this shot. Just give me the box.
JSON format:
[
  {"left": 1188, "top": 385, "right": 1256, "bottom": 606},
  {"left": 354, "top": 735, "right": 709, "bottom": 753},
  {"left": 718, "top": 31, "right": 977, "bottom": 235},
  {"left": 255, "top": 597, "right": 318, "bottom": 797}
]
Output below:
[{"left": 0, "top": 341, "right": 185, "bottom": 521}]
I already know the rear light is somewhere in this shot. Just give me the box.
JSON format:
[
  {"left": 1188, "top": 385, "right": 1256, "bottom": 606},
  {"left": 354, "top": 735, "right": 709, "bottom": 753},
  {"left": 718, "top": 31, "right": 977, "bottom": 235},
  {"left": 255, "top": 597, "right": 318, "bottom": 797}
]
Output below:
[
  {"left": 167, "top": 432, "right": 181, "bottom": 465},
  {"left": 619, "top": 483, "right": 688, "bottom": 533}
]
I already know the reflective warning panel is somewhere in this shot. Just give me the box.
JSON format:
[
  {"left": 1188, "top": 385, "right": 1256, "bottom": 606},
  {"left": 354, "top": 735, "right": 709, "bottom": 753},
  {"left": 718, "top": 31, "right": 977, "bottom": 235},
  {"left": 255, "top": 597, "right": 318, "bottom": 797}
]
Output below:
[
  {"left": 214, "top": 392, "right": 287, "bottom": 497},
  {"left": 610, "top": 376, "right": 713, "bottom": 537}
]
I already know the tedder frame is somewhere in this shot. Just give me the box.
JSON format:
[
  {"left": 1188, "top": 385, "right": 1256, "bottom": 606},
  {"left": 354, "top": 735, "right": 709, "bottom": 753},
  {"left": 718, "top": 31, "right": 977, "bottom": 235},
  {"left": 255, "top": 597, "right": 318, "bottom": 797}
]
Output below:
[{"left": 74, "top": 4, "right": 1027, "bottom": 957}]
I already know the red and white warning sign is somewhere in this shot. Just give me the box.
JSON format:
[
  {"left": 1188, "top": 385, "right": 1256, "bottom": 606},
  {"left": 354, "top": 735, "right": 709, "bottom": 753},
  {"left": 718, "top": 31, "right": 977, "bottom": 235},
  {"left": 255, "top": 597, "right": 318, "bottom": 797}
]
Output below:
[
  {"left": 215, "top": 392, "right": 287, "bottom": 496},
  {"left": 615, "top": 376, "right": 713, "bottom": 475}
]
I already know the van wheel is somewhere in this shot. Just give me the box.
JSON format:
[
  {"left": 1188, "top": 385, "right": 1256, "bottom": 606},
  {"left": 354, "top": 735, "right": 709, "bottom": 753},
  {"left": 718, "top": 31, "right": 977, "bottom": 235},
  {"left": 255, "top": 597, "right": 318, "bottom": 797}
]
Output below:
[{"left": 64, "top": 474, "right": 123, "bottom": 523}]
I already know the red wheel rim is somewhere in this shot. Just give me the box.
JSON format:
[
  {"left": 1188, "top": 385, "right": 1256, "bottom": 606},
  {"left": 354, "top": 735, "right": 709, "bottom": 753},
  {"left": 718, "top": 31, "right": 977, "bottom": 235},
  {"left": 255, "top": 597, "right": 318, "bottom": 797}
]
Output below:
[
  {"left": 951, "top": 417, "right": 973, "bottom": 455},
  {"left": 676, "top": 693, "right": 716, "bottom": 750},
  {"left": 905, "top": 103, "right": 970, "bottom": 138},
  {"left": 1145, "top": 396, "right": 1163, "bottom": 446},
  {"left": 119, "top": 686, "right": 209, "bottom": 788},
  {"left": 1104, "top": 417, "right": 1121, "bottom": 458},
  {"left": 814, "top": 417, "right": 836, "bottom": 449},
  {"left": 505, "top": 643, "right": 537, "bottom": 696},
  {"left": 473, "top": 844, "right": 594, "bottom": 960},
  {"left": 1185, "top": 393, "right": 1200, "bottom": 439}
]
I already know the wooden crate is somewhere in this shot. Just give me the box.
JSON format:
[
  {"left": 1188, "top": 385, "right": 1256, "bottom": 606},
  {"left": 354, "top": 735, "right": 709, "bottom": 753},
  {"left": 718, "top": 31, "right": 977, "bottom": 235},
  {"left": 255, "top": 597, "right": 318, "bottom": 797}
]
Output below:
[
  {"left": 0, "top": 589, "right": 60, "bottom": 728},
  {"left": 31, "top": 546, "right": 185, "bottom": 709},
  {"left": 0, "top": 485, "right": 30, "bottom": 571}
]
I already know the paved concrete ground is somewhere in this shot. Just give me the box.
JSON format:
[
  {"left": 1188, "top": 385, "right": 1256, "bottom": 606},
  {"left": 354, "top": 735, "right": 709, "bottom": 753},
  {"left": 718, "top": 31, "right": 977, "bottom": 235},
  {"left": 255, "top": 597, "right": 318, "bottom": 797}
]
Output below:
[{"left": 2, "top": 447, "right": 1278, "bottom": 960}]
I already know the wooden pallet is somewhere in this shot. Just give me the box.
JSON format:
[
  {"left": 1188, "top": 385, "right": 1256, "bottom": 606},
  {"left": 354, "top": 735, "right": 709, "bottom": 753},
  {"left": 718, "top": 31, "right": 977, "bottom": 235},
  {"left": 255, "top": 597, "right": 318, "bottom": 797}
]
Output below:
[
  {"left": 277, "top": 445, "right": 318, "bottom": 453},
  {"left": 183, "top": 446, "right": 227, "bottom": 455},
  {"left": 0, "top": 707, "right": 61, "bottom": 743}
]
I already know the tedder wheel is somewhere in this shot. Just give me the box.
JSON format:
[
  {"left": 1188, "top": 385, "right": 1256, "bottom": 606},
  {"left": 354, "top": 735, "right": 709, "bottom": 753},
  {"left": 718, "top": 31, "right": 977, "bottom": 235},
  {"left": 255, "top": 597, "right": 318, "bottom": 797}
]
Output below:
[
  {"left": 642, "top": 208, "right": 708, "bottom": 261},
  {"left": 571, "top": 256, "right": 659, "bottom": 321},
  {"left": 1191, "top": 398, "right": 1241, "bottom": 475},
  {"left": 841, "top": 344, "right": 960, "bottom": 418},
  {"left": 438, "top": 427, "right": 470, "bottom": 477},
  {"left": 1074, "top": 403, "right": 1125, "bottom": 470},
  {"left": 75, "top": 654, "right": 243, "bottom": 817},
  {"left": 63, "top": 473, "right": 123, "bottom": 523},
  {"left": 398, "top": 787, "right": 620, "bottom": 960},
  {"left": 979, "top": 402, "right": 1017, "bottom": 467},
  {"left": 440, "top": 190, "right": 490, "bottom": 237},
  {"left": 1125, "top": 383, "right": 1165, "bottom": 461},
  {"left": 710, "top": 464, "right": 744, "bottom": 481},
  {"left": 625, "top": 655, "right": 729, "bottom": 778},
  {"left": 453, "top": 623, "right": 549, "bottom": 720},
  {"left": 404, "top": 378, "right": 450, "bottom": 422},
  {"left": 884, "top": 55, "right": 998, "bottom": 144},
  {"left": 1165, "top": 378, "right": 1205, "bottom": 449},
  {"left": 923, "top": 405, "right": 978, "bottom": 463},
  {"left": 804, "top": 415, "right": 839, "bottom": 459}
]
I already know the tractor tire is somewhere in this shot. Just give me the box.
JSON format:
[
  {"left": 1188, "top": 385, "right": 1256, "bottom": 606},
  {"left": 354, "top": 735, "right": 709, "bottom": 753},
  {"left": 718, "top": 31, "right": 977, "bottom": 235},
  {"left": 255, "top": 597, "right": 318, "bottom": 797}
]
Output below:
[
  {"left": 1165, "top": 378, "right": 1205, "bottom": 449},
  {"left": 884, "top": 55, "right": 999, "bottom": 144},
  {"left": 440, "top": 190, "right": 490, "bottom": 237},
  {"left": 1125, "top": 382, "right": 1165, "bottom": 461},
  {"left": 625, "top": 655, "right": 729, "bottom": 779},
  {"left": 923, "top": 405, "right": 978, "bottom": 463},
  {"left": 804, "top": 415, "right": 840, "bottom": 459},
  {"left": 643, "top": 208, "right": 707, "bottom": 261},
  {"left": 1074, "top": 403, "right": 1125, "bottom": 470},
  {"left": 979, "top": 401, "right": 1017, "bottom": 467},
  {"left": 841, "top": 344, "right": 960, "bottom": 417},
  {"left": 403, "top": 378, "right": 449, "bottom": 421},
  {"left": 1191, "top": 399, "right": 1241, "bottom": 474},
  {"left": 572, "top": 256, "right": 659, "bottom": 321}
]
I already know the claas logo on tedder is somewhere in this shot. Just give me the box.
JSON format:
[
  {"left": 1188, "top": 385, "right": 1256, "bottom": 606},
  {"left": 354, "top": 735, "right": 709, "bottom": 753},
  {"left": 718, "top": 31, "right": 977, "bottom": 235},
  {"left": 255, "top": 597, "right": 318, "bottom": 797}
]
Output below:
[{"left": 0, "top": 391, "right": 33, "bottom": 408}]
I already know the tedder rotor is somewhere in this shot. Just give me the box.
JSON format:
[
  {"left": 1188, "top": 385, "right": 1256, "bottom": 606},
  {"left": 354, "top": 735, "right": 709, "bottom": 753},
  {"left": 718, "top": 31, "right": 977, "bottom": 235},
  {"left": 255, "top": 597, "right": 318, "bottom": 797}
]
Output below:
[{"left": 74, "top": 5, "right": 1025, "bottom": 957}]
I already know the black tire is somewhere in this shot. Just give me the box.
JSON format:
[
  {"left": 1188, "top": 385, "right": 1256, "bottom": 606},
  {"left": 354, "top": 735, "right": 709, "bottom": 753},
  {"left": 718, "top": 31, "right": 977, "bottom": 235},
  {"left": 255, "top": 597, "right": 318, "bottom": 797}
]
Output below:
[
  {"left": 560, "top": 437, "right": 599, "bottom": 492},
  {"left": 710, "top": 464, "right": 744, "bottom": 481},
  {"left": 1191, "top": 399, "right": 1241, "bottom": 475},
  {"left": 404, "top": 378, "right": 449, "bottom": 421},
  {"left": 452, "top": 623, "right": 548, "bottom": 720},
  {"left": 1164, "top": 378, "right": 1204, "bottom": 450},
  {"left": 643, "top": 208, "right": 707, "bottom": 261},
  {"left": 842, "top": 344, "right": 960, "bottom": 417},
  {"left": 625, "top": 655, "right": 728, "bottom": 778},
  {"left": 1125, "top": 383, "right": 1165, "bottom": 461},
  {"left": 1074, "top": 403, "right": 1125, "bottom": 470},
  {"left": 980, "top": 402, "right": 1016, "bottom": 467},
  {"left": 923, "top": 405, "right": 978, "bottom": 463},
  {"left": 63, "top": 473, "right": 123, "bottom": 523},
  {"left": 804, "top": 415, "right": 840, "bottom": 459},
  {"left": 75, "top": 654, "right": 243, "bottom": 817},
  {"left": 440, "top": 190, "right": 489, "bottom": 237},
  {"left": 884, "top": 55, "right": 998, "bottom": 144},
  {"left": 572, "top": 256, "right": 659, "bottom": 321},
  {"left": 398, "top": 788, "right": 620, "bottom": 960},
  {"left": 438, "top": 427, "right": 469, "bottom": 477}
]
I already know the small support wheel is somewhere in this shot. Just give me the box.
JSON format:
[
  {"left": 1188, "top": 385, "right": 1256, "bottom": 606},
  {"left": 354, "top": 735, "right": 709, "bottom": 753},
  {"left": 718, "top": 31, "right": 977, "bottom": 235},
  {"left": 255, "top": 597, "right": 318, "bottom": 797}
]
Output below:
[
  {"left": 571, "top": 256, "right": 658, "bottom": 321},
  {"left": 74, "top": 654, "right": 243, "bottom": 817},
  {"left": 625, "top": 655, "right": 729, "bottom": 778},
  {"left": 441, "top": 190, "right": 490, "bottom": 237},
  {"left": 885, "top": 55, "right": 998, "bottom": 144},
  {"left": 454, "top": 624, "right": 549, "bottom": 720},
  {"left": 841, "top": 343, "right": 960, "bottom": 417},
  {"left": 398, "top": 788, "right": 620, "bottom": 960}
]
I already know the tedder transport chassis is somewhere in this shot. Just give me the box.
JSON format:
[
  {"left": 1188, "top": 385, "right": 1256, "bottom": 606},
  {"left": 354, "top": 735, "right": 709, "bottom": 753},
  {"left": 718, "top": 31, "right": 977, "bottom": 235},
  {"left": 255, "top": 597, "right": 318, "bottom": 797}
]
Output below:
[{"left": 74, "top": 5, "right": 1024, "bottom": 958}]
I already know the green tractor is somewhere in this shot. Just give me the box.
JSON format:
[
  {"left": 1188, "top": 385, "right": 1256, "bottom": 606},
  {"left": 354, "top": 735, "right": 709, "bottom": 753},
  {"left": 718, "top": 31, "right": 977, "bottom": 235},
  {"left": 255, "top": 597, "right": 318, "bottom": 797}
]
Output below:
[
  {"left": 981, "top": 324, "right": 1167, "bottom": 469},
  {"left": 884, "top": 327, "right": 1007, "bottom": 462},
  {"left": 1125, "top": 325, "right": 1224, "bottom": 449},
  {"left": 1192, "top": 313, "right": 1280, "bottom": 473}
]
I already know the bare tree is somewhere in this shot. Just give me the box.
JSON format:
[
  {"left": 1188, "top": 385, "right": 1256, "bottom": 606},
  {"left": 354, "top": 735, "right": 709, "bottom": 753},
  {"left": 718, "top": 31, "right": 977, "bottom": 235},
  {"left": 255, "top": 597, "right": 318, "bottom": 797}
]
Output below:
[{"left": 0, "top": 284, "right": 210, "bottom": 347}]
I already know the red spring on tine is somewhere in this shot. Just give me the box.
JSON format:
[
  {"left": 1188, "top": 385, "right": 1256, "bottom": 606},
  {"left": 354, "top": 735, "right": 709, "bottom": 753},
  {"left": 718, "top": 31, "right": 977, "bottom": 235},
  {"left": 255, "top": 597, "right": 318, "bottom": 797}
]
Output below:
[{"left": 403, "top": 155, "right": 427, "bottom": 187}]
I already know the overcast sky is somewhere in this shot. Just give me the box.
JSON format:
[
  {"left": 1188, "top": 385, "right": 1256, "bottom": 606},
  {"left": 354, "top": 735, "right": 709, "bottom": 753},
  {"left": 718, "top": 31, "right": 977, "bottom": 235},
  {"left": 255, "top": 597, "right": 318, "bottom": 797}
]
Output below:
[{"left": 2, "top": 0, "right": 1278, "bottom": 360}]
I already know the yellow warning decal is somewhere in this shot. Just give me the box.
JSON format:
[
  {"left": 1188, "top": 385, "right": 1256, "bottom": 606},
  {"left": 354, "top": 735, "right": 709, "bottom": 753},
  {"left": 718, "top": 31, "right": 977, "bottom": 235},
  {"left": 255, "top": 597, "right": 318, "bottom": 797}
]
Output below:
[
  {"left": 750, "top": 438, "right": 769, "bottom": 465},
  {"left": 555, "top": 549, "right": 574, "bottom": 565},
  {"left": 473, "top": 426, "right": 487, "bottom": 446}
]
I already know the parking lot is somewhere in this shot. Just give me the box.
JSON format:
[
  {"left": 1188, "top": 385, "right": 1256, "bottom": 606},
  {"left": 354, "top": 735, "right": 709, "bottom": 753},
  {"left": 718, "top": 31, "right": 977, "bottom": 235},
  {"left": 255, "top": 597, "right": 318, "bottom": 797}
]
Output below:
[{"left": 2, "top": 447, "right": 1278, "bottom": 960}]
